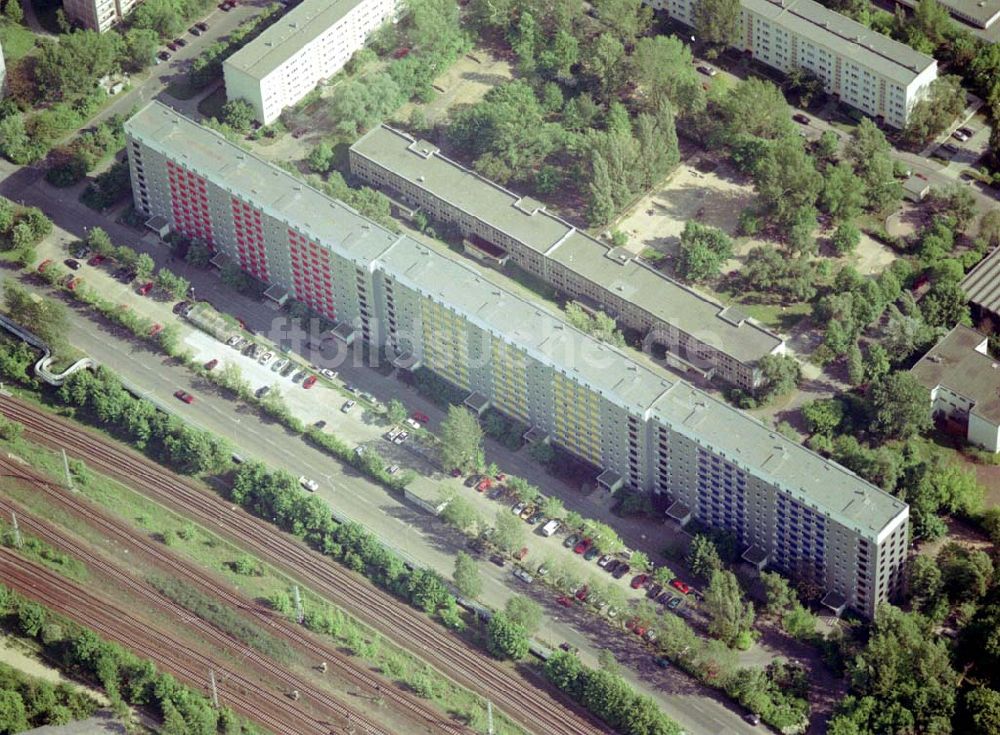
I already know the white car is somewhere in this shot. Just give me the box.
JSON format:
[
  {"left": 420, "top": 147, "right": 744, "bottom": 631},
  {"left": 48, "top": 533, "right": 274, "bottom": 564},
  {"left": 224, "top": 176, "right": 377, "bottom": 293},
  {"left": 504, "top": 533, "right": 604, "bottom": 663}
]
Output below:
[
  {"left": 341, "top": 400, "right": 356, "bottom": 413},
  {"left": 511, "top": 501, "right": 527, "bottom": 515},
  {"left": 405, "top": 418, "right": 421, "bottom": 430},
  {"left": 513, "top": 568, "right": 534, "bottom": 584},
  {"left": 387, "top": 465, "right": 400, "bottom": 475},
  {"left": 226, "top": 335, "right": 241, "bottom": 346},
  {"left": 393, "top": 430, "right": 408, "bottom": 444},
  {"left": 271, "top": 359, "right": 287, "bottom": 372},
  {"left": 354, "top": 446, "right": 365, "bottom": 457},
  {"left": 258, "top": 351, "right": 274, "bottom": 365},
  {"left": 320, "top": 368, "right": 336, "bottom": 379},
  {"left": 299, "top": 476, "right": 318, "bottom": 492}
]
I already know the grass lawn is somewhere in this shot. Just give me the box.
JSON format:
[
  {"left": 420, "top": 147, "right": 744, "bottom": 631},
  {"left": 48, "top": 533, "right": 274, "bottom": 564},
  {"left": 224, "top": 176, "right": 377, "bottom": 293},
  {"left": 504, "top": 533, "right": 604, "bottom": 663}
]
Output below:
[
  {"left": 741, "top": 301, "right": 812, "bottom": 332},
  {"left": 0, "top": 22, "right": 38, "bottom": 63}
]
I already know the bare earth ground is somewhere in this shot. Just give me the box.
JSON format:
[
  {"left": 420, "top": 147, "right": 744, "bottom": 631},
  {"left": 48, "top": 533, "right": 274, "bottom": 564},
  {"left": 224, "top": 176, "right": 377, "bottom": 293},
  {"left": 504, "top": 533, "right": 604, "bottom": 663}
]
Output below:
[
  {"left": 0, "top": 636, "right": 111, "bottom": 705},
  {"left": 393, "top": 51, "right": 514, "bottom": 126}
]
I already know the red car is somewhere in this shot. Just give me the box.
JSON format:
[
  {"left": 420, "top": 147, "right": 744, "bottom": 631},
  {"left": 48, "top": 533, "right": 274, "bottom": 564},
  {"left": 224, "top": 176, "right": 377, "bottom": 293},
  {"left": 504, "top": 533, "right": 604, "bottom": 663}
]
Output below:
[
  {"left": 149, "top": 323, "right": 163, "bottom": 337},
  {"left": 411, "top": 411, "right": 429, "bottom": 424},
  {"left": 633, "top": 622, "right": 648, "bottom": 637},
  {"left": 37, "top": 259, "right": 53, "bottom": 273},
  {"left": 64, "top": 276, "right": 82, "bottom": 291},
  {"left": 670, "top": 579, "right": 692, "bottom": 595},
  {"left": 514, "top": 546, "right": 528, "bottom": 560},
  {"left": 204, "top": 358, "right": 218, "bottom": 371},
  {"left": 303, "top": 375, "right": 317, "bottom": 389},
  {"left": 174, "top": 390, "right": 194, "bottom": 404},
  {"left": 392, "top": 46, "right": 411, "bottom": 58},
  {"left": 87, "top": 255, "right": 106, "bottom": 266},
  {"left": 556, "top": 595, "right": 573, "bottom": 608},
  {"left": 631, "top": 574, "right": 650, "bottom": 589},
  {"left": 575, "top": 585, "right": 589, "bottom": 601},
  {"left": 137, "top": 281, "right": 154, "bottom": 296},
  {"left": 476, "top": 477, "right": 493, "bottom": 492},
  {"left": 574, "top": 538, "right": 592, "bottom": 555}
]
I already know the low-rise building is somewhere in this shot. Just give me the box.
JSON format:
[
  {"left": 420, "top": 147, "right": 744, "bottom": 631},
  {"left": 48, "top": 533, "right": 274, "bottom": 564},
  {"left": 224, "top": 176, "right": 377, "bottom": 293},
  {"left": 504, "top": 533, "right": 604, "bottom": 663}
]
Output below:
[
  {"left": 62, "top": 0, "right": 140, "bottom": 32},
  {"left": 646, "top": 0, "right": 937, "bottom": 128},
  {"left": 349, "top": 125, "right": 785, "bottom": 390},
  {"left": 223, "top": 0, "right": 399, "bottom": 124},
  {"left": 911, "top": 325, "right": 1000, "bottom": 452},
  {"left": 895, "top": 0, "right": 1000, "bottom": 30},
  {"left": 125, "top": 101, "right": 909, "bottom": 618},
  {"left": 960, "top": 245, "right": 1000, "bottom": 324}
]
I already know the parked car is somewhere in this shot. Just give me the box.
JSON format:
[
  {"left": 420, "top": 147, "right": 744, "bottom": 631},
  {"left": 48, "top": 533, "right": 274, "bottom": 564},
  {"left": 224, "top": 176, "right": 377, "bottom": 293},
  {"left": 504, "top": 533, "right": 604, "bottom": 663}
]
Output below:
[
  {"left": 519, "top": 505, "right": 535, "bottom": 520},
  {"left": 477, "top": 477, "right": 493, "bottom": 492},
  {"left": 148, "top": 323, "right": 163, "bottom": 337},
  {"left": 411, "top": 411, "right": 429, "bottom": 424},
  {"left": 527, "top": 510, "right": 544, "bottom": 524},
  {"left": 258, "top": 351, "right": 274, "bottom": 365},
  {"left": 604, "top": 559, "right": 621, "bottom": 574},
  {"left": 341, "top": 400, "right": 356, "bottom": 413},
  {"left": 792, "top": 112, "right": 810, "bottom": 124},
  {"left": 137, "top": 281, "right": 154, "bottom": 296},
  {"left": 196, "top": 21, "right": 208, "bottom": 30},
  {"left": 387, "top": 465, "right": 400, "bottom": 475},
  {"left": 37, "top": 259, "right": 53, "bottom": 273},
  {"left": 697, "top": 64, "right": 717, "bottom": 76},
  {"left": 226, "top": 335, "right": 241, "bottom": 347},
  {"left": 514, "top": 546, "right": 528, "bottom": 561},
  {"left": 299, "top": 476, "right": 319, "bottom": 492},
  {"left": 513, "top": 568, "right": 533, "bottom": 584},
  {"left": 536, "top": 563, "right": 549, "bottom": 577},
  {"left": 564, "top": 533, "right": 581, "bottom": 549},
  {"left": 511, "top": 501, "right": 527, "bottom": 516},
  {"left": 320, "top": 368, "right": 336, "bottom": 379},
  {"left": 167, "top": 41, "right": 178, "bottom": 51},
  {"left": 631, "top": 574, "right": 650, "bottom": 589},
  {"left": 574, "top": 585, "right": 589, "bottom": 601},
  {"left": 189, "top": 25, "right": 201, "bottom": 35},
  {"left": 405, "top": 418, "right": 421, "bottom": 430},
  {"left": 292, "top": 370, "right": 306, "bottom": 383},
  {"left": 173, "top": 390, "right": 194, "bottom": 404},
  {"left": 670, "top": 579, "right": 692, "bottom": 595},
  {"left": 574, "top": 538, "right": 592, "bottom": 555},
  {"left": 464, "top": 475, "right": 479, "bottom": 488},
  {"left": 653, "top": 656, "right": 670, "bottom": 669},
  {"left": 64, "top": 258, "right": 81, "bottom": 271},
  {"left": 393, "top": 431, "right": 409, "bottom": 444},
  {"left": 657, "top": 591, "right": 673, "bottom": 606},
  {"left": 204, "top": 358, "right": 218, "bottom": 371},
  {"left": 255, "top": 386, "right": 270, "bottom": 398},
  {"left": 303, "top": 375, "right": 317, "bottom": 389},
  {"left": 450, "top": 467, "right": 462, "bottom": 477},
  {"left": 487, "top": 486, "right": 504, "bottom": 500},
  {"left": 597, "top": 554, "right": 613, "bottom": 568},
  {"left": 612, "top": 563, "right": 630, "bottom": 579},
  {"left": 173, "top": 37, "right": 187, "bottom": 47},
  {"left": 643, "top": 630, "right": 658, "bottom": 643},
  {"left": 667, "top": 596, "right": 683, "bottom": 610},
  {"left": 555, "top": 595, "right": 573, "bottom": 608},
  {"left": 541, "top": 519, "right": 561, "bottom": 537},
  {"left": 745, "top": 713, "right": 761, "bottom": 726},
  {"left": 647, "top": 583, "right": 663, "bottom": 599},
  {"left": 490, "top": 554, "right": 506, "bottom": 567},
  {"left": 583, "top": 545, "right": 601, "bottom": 561},
  {"left": 270, "top": 359, "right": 286, "bottom": 372},
  {"left": 952, "top": 128, "right": 971, "bottom": 142}
]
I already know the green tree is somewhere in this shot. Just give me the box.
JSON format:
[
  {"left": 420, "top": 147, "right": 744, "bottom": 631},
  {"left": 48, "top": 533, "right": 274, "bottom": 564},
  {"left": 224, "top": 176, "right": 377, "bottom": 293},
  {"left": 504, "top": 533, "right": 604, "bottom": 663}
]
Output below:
[
  {"left": 869, "top": 371, "right": 931, "bottom": 441},
  {"left": 135, "top": 253, "right": 155, "bottom": 282},
  {"left": 486, "top": 611, "right": 529, "bottom": 660},
  {"left": 907, "top": 554, "right": 945, "bottom": 616},
  {"left": 755, "top": 354, "right": 801, "bottom": 403},
  {"left": 687, "top": 534, "right": 722, "bottom": 580},
  {"left": 307, "top": 142, "right": 335, "bottom": 174},
  {"left": 0, "top": 690, "right": 28, "bottom": 733},
  {"left": 693, "top": 0, "right": 741, "bottom": 49},
  {"left": 385, "top": 399, "right": 407, "bottom": 425},
  {"left": 122, "top": 28, "right": 159, "bottom": 72},
  {"left": 630, "top": 551, "right": 650, "bottom": 573},
  {"left": 631, "top": 36, "right": 704, "bottom": 115},
  {"left": 440, "top": 494, "right": 481, "bottom": 534},
  {"left": 716, "top": 79, "right": 793, "bottom": 141},
  {"left": 846, "top": 341, "right": 865, "bottom": 386},
  {"left": 3, "top": 0, "right": 23, "bottom": 23},
  {"left": 492, "top": 509, "right": 526, "bottom": 553},
  {"left": 439, "top": 406, "right": 484, "bottom": 472},
  {"left": 761, "top": 571, "right": 796, "bottom": 618},
  {"left": 821, "top": 161, "right": 866, "bottom": 222},
  {"left": 541, "top": 496, "right": 565, "bottom": 519},
  {"left": 3, "top": 280, "right": 69, "bottom": 351},
  {"left": 677, "top": 221, "right": 733, "bottom": 281},
  {"left": 965, "top": 687, "right": 1000, "bottom": 735},
  {"left": 938, "top": 542, "right": 993, "bottom": 601},
  {"left": 703, "top": 570, "right": 755, "bottom": 648},
  {"left": 590, "top": 0, "right": 651, "bottom": 45},
  {"left": 831, "top": 221, "right": 861, "bottom": 255},
  {"left": 847, "top": 119, "right": 902, "bottom": 213},
  {"left": 504, "top": 596, "right": 542, "bottom": 634},
  {"left": 753, "top": 135, "right": 822, "bottom": 228},
  {"left": 453, "top": 551, "right": 482, "bottom": 598}
]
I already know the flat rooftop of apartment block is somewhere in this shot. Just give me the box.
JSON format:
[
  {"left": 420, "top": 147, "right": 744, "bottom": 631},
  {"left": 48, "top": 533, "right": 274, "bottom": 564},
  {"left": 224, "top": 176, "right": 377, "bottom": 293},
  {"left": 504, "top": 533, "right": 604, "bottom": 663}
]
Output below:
[
  {"left": 893, "top": 0, "right": 1000, "bottom": 28},
  {"left": 130, "top": 102, "right": 907, "bottom": 542},
  {"left": 961, "top": 245, "right": 1000, "bottom": 316},
  {"left": 350, "top": 125, "right": 784, "bottom": 365},
  {"left": 224, "top": 0, "right": 368, "bottom": 80},
  {"left": 741, "top": 0, "right": 936, "bottom": 86},
  {"left": 911, "top": 325, "right": 1000, "bottom": 425},
  {"left": 651, "top": 383, "right": 908, "bottom": 539},
  {"left": 125, "top": 102, "right": 399, "bottom": 266}
]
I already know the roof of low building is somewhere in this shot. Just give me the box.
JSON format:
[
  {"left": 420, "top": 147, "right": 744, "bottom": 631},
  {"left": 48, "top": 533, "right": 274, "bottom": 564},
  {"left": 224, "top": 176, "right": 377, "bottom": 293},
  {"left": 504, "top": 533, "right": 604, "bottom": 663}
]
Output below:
[
  {"left": 350, "top": 125, "right": 784, "bottom": 365},
  {"left": 911, "top": 324, "right": 1000, "bottom": 425},
  {"left": 741, "top": 0, "right": 936, "bottom": 87},
  {"left": 224, "top": 0, "right": 370, "bottom": 81},
  {"left": 961, "top": 246, "right": 1000, "bottom": 315},
  {"left": 893, "top": 0, "right": 1000, "bottom": 28}
]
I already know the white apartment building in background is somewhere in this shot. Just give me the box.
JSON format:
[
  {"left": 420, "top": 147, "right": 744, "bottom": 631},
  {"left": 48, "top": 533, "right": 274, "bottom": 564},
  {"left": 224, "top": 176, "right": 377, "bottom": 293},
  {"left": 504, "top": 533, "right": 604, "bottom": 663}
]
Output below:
[
  {"left": 62, "top": 0, "right": 141, "bottom": 32},
  {"left": 647, "top": 0, "right": 937, "bottom": 128},
  {"left": 124, "top": 101, "right": 911, "bottom": 619},
  {"left": 223, "top": 0, "right": 400, "bottom": 125}
]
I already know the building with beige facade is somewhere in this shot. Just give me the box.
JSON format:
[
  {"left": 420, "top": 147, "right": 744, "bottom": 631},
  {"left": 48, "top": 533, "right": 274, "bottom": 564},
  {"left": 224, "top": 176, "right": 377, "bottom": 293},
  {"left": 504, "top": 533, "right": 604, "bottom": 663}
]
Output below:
[
  {"left": 911, "top": 325, "right": 1000, "bottom": 453},
  {"left": 349, "top": 125, "right": 786, "bottom": 390},
  {"left": 125, "top": 101, "right": 909, "bottom": 618},
  {"left": 63, "top": 0, "right": 140, "bottom": 32},
  {"left": 646, "top": 0, "right": 937, "bottom": 128},
  {"left": 223, "top": 0, "right": 399, "bottom": 125}
]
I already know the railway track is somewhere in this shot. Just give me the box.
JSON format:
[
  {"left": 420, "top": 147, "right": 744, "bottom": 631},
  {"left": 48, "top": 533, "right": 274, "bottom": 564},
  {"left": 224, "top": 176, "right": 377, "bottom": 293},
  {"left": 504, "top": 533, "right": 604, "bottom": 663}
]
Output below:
[
  {"left": 0, "top": 396, "right": 609, "bottom": 735},
  {"left": 0, "top": 550, "right": 330, "bottom": 735},
  {"left": 0, "top": 455, "right": 466, "bottom": 735}
]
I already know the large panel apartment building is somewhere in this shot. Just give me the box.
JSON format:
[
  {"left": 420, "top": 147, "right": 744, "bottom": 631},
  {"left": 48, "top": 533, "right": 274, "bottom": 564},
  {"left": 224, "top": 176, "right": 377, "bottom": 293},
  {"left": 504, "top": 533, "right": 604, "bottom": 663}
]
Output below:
[
  {"left": 223, "top": 0, "right": 399, "bottom": 125},
  {"left": 349, "top": 126, "right": 785, "bottom": 390},
  {"left": 62, "top": 0, "right": 141, "bottom": 31},
  {"left": 646, "top": 0, "right": 937, "bottom": 128},
  {"left": 124, "top": 101, "right": 909, "bottom": 618}
]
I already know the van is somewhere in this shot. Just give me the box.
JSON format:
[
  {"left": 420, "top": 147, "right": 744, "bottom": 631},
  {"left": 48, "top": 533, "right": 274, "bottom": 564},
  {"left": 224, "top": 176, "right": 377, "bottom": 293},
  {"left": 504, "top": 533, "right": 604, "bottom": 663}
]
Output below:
[{"left": 541, "top": 519, "right": 561, "bottom": 537}]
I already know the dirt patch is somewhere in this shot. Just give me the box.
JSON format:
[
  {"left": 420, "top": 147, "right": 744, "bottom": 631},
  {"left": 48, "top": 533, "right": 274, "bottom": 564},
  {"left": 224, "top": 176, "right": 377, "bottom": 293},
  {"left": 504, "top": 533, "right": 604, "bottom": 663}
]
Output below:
[
  {"left": 394, "top": 50, "right": 514, "bottom": 125},
  {"left": 0, "top": 636, "right": 111, "bottom": 705}
]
